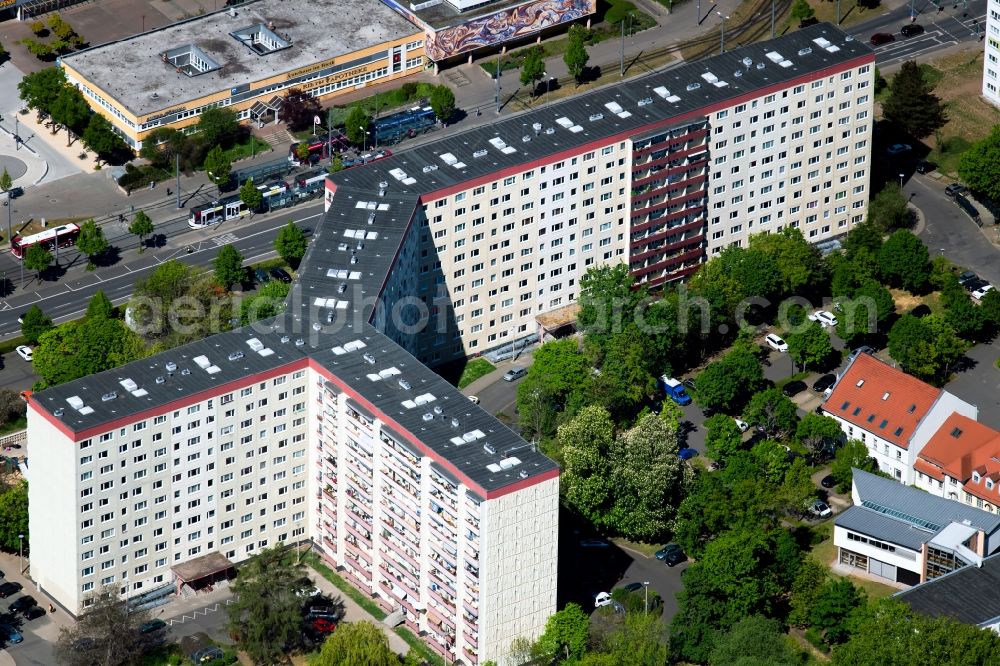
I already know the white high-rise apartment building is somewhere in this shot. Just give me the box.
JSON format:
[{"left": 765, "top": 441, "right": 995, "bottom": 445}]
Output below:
[
  {"left": 28, "top": 23, "right": 873, "bottom": 666},
  {"left": 985, "top": 0, "right": 1000, "bottom": 104}
]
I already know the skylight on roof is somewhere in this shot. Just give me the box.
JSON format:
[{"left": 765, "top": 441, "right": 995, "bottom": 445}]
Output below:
[
  {"left": 230, "top": 23, "right": 291, "bottom": 56},
  {"left": 894, "top": 427, "right": 904, "bottom": 436},
  {"left": 162, "top": 44, "right": 220, "bottom": 77},
  {"left": 952, "top": 427, "right": 964, "bottom": 438}
]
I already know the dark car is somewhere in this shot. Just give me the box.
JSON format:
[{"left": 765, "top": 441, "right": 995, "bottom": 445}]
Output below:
[
  {"left": 682, "top": 378, "right": 697, "bottom": 392},
  {"left": 22, "top": 606, "right": 46, "bottom": 621},
  {"left": 656, "top": 544, "right": 686, "bottom": 567},
  {"left": 870, "top": 32, "right": 895, "bottom": 45},
  {"left": 915, "top": 159, "right": 936, "bottom": 174},
  {"left": 782, "top": 380, "right": 807, "bottom": 397},
  {"left": 958, "top": 270, "right": 979, "bottom": 285},
  {"left": 901, "top": 23, "right": 924, "bottom": 37},
  {"left": 0, "top": 582, "right": 22, "bottom": 597},
  {"left": 269, "top": 268, "right": 293, "bottom": 283},
  {"left": 812, "top": 374, "right": 837, "bottom": 393},
  {"left": 821, "top": 474, "right": 836, "bottom": 489},
  {"left": 9, "top": 595, "right": 36, "bottom": 614},
  {"left": 253, "top": 268, "right": 270, "bottom": 285},
  {"left": 622, "top": 582, "right": 643, "bottom": 593},
  {"left": 954, "top": 194, "right": 982, "bottom": 224},
  {"left": 965, "top": 278, "right": 989, "bottom": 293},
  {"left": 140, "top": 618, "right": 167, "bottom": 634},
  {"left": 945, "top": 183, "right": 968, "bottom": 197}
]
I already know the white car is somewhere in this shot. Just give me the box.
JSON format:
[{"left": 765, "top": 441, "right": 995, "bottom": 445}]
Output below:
[
  {"left": 765, "top": 333, "right": 788, "bottom": 353},
  {"left": 972, "top": 284, "right": 994, "bottom": 301},
  {"left": 808, "top": 310, "right": 838, "bottom": 327},
  {"left": 468, "top": 395, "right": 480, "bottom": 404},
  {"left": 15, "top": 346, "right": 32, "bottom": 362},
  {"left": 594, "top": 591, "right": 612, "bottom": 609},
  {"left": 810, "top": 500, "right": 833, "bottom": 518},
  {"left": 734, "top": 418, "right": 749, "bottom": 433}
]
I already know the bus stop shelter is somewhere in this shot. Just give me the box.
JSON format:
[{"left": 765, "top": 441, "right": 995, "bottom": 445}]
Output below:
[{"left": 172, "top": 552, "right": 235, "bottom": 594}]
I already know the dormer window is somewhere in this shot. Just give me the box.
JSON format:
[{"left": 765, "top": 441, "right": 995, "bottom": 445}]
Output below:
[
  {"left": 988, "top": 479, "right": 994, "bottom": 490},
  {"left": 973, "top": 472, "right": 981, "bottom": 483}
]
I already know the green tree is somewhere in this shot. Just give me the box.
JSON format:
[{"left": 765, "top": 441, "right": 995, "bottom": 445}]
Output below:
[
  {"left": 240, "top": 178, "right": 264, "bottom": 213},
  {"left": 213, "top": 244, "right": 245, "bottom": 289},
  {"left": 605, "top": 413, "right": 687, "bottom": 542},
  {"left": 24, "top": 243, "right": 53, "bottom": 280},
  {"left": 309, "top": 621, "right": 397, "bottom": 666},
  {"left": 296, "top": 141, "right": 311, "bottom": 163},
  {"left": 33, "top": 318, "right": 146, "bottom": 387},
  {"left": 54, "top": 586, "right": 155, "bottom": 666},
  {"left": 959, "top": 124, "right": 1000, "bottom": 201},
  {"left": 75, "top": 218, "right": 109, "bottom": 269},
  {"left": 577, "top": 263, "right": 646, "bottom": 355},
  {"left": 602, "top": 612, "right": 669, "bottom": 666},
  {"left": 17, "top": 66, "right": 66, "bottom": 113},
  {"left": 516, "top": 338, "right": 593, "bottom": 441},
  {"left": 866, "top": 183, "right": 910, "bottom": 232},
  {"left": 85, "top": 290, "right": 113, "bottom": 320},
  {"left": 788, "top": 557, "right": 829, "bottom": 627},
  {"left": 0, "top": 481, "right": 28, "bottom": 553},
  {"left": 559, "top": 406, "right": 615, "bottom": 527},
  {"left": 695, "top": 344, "right": 766, "bottom": 414},
  {"left": 836, "top": 279, "right": 896, "bottom": 345},
  {"left": 21, "top": 37, "right": 53, "bottom": 59},
  {"left": 536, "top": 603, "right": 590, "bottom": 662},
  {"left": 673, "top": 473, "right": 740, "bottom": 558},
  {"left": 281, "top": 87, "right": 322, "bottom": 132},
  {"left": 888, "top": 314, "right": 963, "bottom": 382},
  {"left": 327, "top": 155, "right": 344, "bottom": 173},
  {"left": 82, "top": 114, "right": 125, "bottom": 165},
  {"left": 520, "top": 46, "right": 545, "bottom": 92},
  {"left": 20, "top": 304, "right": 53, "bottom": 344},
  {"left": 710, "top": 615, "right": 799, "bottom": 666},
  {"left": 882, "top": 60, "right": 947, "bottom": 138},
  {"left": 240, "top": 281, "right": 290, "bottom": 325},
  {"left": 344, "top": 106, "right": 371, "bottom": 146},
  {"left": 830, "top": 438, "right": 878, "bottom": 491},
  {"left": 203, "top": 145, "right": 233, "bottom": 189},
  {"left": 778, "top": 457, "right": 818, "bottom": 517},
  {"left": 704, "top": 413, "right": 744, "bottom": 462},
  {"left": 791, "top": 0, "right": 815, "bottom": 21},
  {"left": 796, "top": 412, "right": 843, "bottom": 459},
  {"left": 0, "top": 389, "right": 26, "bottom": 429},
  {"left": 787, "top": 320, "right": 834, "bottom": 371},
  {"left": 428, "top": 84, "right": 456, "bottom": 123},
  {"left": 592, "top": 324, "right": 656, "bottom": 417},
  {"left": 843, "top": 219, "right": 884, "bottom": 260},
  {"left": 945, "top": 293, "right": 988, "bottom": 342},
  {"left": 0, "top": 167, "right": 11, "bottom": 199},
  {"left": 139, "top": 127, "right": 187, "bottom": 169},
  {"left": 197, "top": 106, "right": 239, "bottom": 146},
  {"left": 128, "top": 210, "right": 154, "bottom": 253},
  {"left": 274, "top": 220, "right": 308, "bottom": 267},
  {"left": 811, "top": 578, "right": 865, "bottom": 645},
  {"left": 564, "top": 24, "right": 590, "bottom": 84},
  {"left": 743, "top": 388, "right": 799, "bottom": 439},
  {"left": 750, "top": 439, "right": 792, "bottom": 484},
  {"left": 227, "top": 546, "right": 314, "bottom": 666},
  {"left": 980, "top": 288, "right": 1000, "bottom": 329},
  {"left": 49, "top": 86, "right": 91, "bottom": 145},
  {"left": 748, "top": 226, "right": 823, "bottom": 294},
  {"left": 130, "top": 260, "right": 194, "bottom": 336},
  {"left": 879, "top": 229, "right": 929, "bottom": 293}
]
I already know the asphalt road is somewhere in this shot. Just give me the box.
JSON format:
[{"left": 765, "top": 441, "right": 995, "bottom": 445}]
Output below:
[{"left": 845, "top": 0, "right": 987, "bottom": 66}]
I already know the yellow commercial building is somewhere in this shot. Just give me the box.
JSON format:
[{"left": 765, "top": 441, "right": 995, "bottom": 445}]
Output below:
[{"left": 59, "top": 0, "right": 425, "bottom": 150}]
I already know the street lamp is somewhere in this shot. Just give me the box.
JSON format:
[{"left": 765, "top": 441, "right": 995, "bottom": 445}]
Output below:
[
  {"left": 899, "top": 172, "right": 905, "bottom": 188},
  {"left": 18, "top": 533, "right": 23, "bottom": 574},
  {"left": 643, "top": 581, "right": 651, "bottom": 614},
  {"left": 717, "top": 12, "right": 730, "bottom": 53},
  {"left": 360, "top": 127, "right": 367, "bottom": 153}
]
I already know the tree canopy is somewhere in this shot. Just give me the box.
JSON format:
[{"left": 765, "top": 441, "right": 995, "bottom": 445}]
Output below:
[
  {"left": 882, "top": 60, "right": 947, "bottom": 138},
  {"left": 520, "top": 46, "right": 545, "bottom": 91},
  {"left": 428, "top": 84, "right": 456, "bottom": 123},
  {"left": 274, "top": 220, "right": 308, "bottom": 267},
  {"left": 75, "top": 218, "right": 109, "bottom": 267},
  {"left": 20, "top": 304, "right": 53, "bottom": 344},
  {"left": 887, "top": 314, "right": 964, "bottom": 383},
  {"left": 240, "top": 178, "right": 264, "bottom": 213},
  {"left": 536, "top": 603, "right": 590, "bottom": 662},
  {"left": 879, "top": 229, "right": 929, "bottom": 293},
  {"left": 695, "top": 344, "right": 767, "bottom": 414},
  {"left": 564, "top": 24, "right": 590, "bottom": 83},
  {"left": 281, "top": 87, "right": 322, "bottom": 132},
  {"left": 344, "top": 106, "right": 371, "bottom": 146},
  {"left": 128, "top": 210, "right": 154, "bottom": 252},
  {"left": 33, "top": 317, "right": 146, "bottom": 387},
  {"left": 309, "top": 621, "right": 397, "bottom": 666},
  {"left": 213, "top": 244, "right": 245, "bottom": 289},
  {"left": 85, "top": 290, "right": 114, "bottom": 320},
  {"left": 786, "top": 320, "right": 834, "bottom": 371},
  {"left": 204, "top": 145, "right": 233, "bottom": 188},
  {"left": 959, "top": 124, "right": 1000, "bottom": 201},
  {"left": 197, "top": 106, "right": 239, "bottom": 146},
  {"left": 54, "top": 586, "right": 156, "bottom": 666}
]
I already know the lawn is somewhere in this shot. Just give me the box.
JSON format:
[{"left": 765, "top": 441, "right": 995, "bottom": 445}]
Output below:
[
  {"left": 304, "top": 82, "right": 440, "bottom": 133},
  {"left": 457, "top": 358, "right": 497, "bottom": 389},
  {"left": 222, "top": 136, "right": 272, "bottom": 163}
]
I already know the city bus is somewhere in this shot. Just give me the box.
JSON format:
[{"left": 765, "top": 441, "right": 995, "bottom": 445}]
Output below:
[
  {"left": 10, "top": 223, "right": 81, "bottom": 259},
  {"left": 373, "top": 106, "right": 435, "bottom": 145},
  {"left": 293, "top": 170, "right": 327, "bottom": 198},
  {"left": 188, "top": 181, "right": 291, "bottom": 229}
]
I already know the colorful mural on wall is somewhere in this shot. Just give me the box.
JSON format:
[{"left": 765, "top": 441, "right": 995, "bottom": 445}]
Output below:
[{"left": 422, "top": 0, "right": 596, "bottom": 61}]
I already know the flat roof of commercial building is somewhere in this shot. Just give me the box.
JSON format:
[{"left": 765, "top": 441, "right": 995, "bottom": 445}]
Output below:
[
  {"left": 61, "top": 0, "right": 419, "bottom": 116},
  {"left": 406, "top": 0, "right": 543, "bottom": 29},
  {"left": 328, "top": 23, "right": 873, "bottom": 198}
]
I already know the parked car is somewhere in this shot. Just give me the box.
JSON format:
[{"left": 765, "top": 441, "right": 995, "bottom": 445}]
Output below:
[
  {"left": 734, "top": 418, "right": 749, "bottom": 432},
  {"left": 958, "top": 270, "right": 979, "bottom": 285},
  {"left": 812, "top": 374, "right": 837, "bottom": 393},
  {"left": 915, "top": 159, "right": 936, "bottom": 173},
  {"left": 820, "top": 474, "right": 836, "bottom": 489},
  {"left": 253, "top": 268, "right": 270, "bottom": 285},
  {"left": 0, "top": 581, "right": 22, "bottom": 597},
  {"left": 15, "top": 346, "right": 32, "bottom": 362},
  {"left": 954, "top": 194, "right": 982, "bottom": 225},
  {"left": 622, "top": 582, "right": 643, "bottom": 593},
  {"left": 901, "top": 23, "right": 925, "bottom": 37},
  {"left": 945, "top": 183, "right": 968, "bottom": 197},
  {"left": 579, "top": 538, "right": 610, "bottom": 548},
  {"left": 972, "top": 284, "right": 994, "bottom": 301},
  {"left": 594, "top": 591, "right": 613, "bottom": 608},
  {"left": 0, "top": 623, "right": 22, "bottom": 645},
  {"left": 502, "top": 367, "right": 527, "bottom": 382},
  {"left": 886, "top": 143, "right": 911, "bottom": 155},
  {"left": 810, "top": 499, "right": 833, "bottom": 518},
  {"left": 9, "top": 595, "right": 37, "bottom": 614},
  {"left": 870, "top": 32, "right": 895, "bottom": 45},
  {"left": 678, "top": 447, "right": 698, "bottom": 460},
  {"left": 655, "top": 543, "right": 687, "bottom": 567},
  {"left": 808, "top": 310, "right": 838, "bottom": 327},
  {"left": 467, "top": 395, "right": 480, "bottom": 404},
  {"left": 140, "top": 618, "right": 167, "bottom": 634},
  {"left": 269, "top": 268, "right": 293, "bottom": 283},
  {"left": 22, "top": 606, "right": 46, "bottom": 621},
  {"left": 965, "top": 278, "right": 989, "bottom": 293},
  {"left": 765, "top": 333, "right": 788, "bottom": 352},
  {"left": 848, "top": 345, "right": 875, "bottom": 362},
  {"left": 782, "top": 380, "right": 807, "bottom": 397}
]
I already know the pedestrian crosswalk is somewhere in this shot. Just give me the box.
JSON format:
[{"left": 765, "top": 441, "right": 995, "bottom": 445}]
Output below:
[{"left": 213, "top": 233, "right": 239, "bottom": 246}]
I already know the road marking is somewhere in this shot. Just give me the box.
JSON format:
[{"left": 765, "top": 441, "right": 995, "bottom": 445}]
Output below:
[
  {"left": 166, "top": 598, "right": 235, "bottom": 625},
  {"left": 213, "top": 233, "right": 239, "bottom": 246}
]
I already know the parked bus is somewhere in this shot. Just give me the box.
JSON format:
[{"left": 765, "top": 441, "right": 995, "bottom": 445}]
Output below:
[
  {"left": 372, "top": 106, "right": 435, "bottom": 145},
  {"left": 288, "top": 134, "right": 349, "bottom": 166},
  {"left": 294, "top": 170, "right": 327, "bottom": 198},
  {"left": 188, "top": 181, "right": 291, "bottom": 229},
  {"left": 11, "top": 223, "right": 81, "bottom": 259}
]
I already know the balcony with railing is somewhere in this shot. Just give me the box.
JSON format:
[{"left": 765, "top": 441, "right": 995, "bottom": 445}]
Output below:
[
  {"left": 344, "top": 519, "right": 372, "bottom": 546},
  {"left": 382, "top": 470, "right": 420, "bottom": 509},
  {"left": 379, "top": 578, "right": 417, "bottom": 615},
  {"left": 430, "top": 548, "right": 458, "bottom": 579},
  {"left": 381, "top": 528, "right": 421, "bottom": 569},
  {"left": 463, "top": 646, "right": 478, "bottom": 664},
  {"left": 379, "top": 562, "right": 418, "bottom": 596},
  {"left": 382, "top": 515, "right": 420, "bottom": 549}
]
